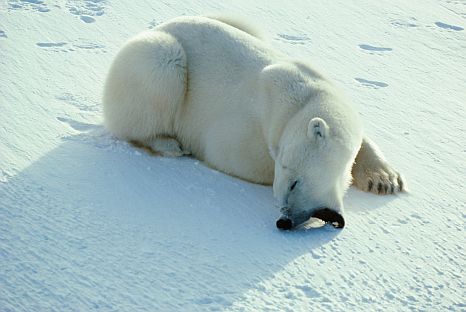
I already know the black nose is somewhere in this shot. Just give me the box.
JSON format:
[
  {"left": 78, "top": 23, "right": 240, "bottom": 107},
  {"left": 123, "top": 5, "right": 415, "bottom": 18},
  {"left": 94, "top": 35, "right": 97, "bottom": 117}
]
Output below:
[
  {"left": 312, "top": 208, "right": 345, "bottom": 228},
  {"left": 276, "top": 218, "right": 293, "bottom": 230}
]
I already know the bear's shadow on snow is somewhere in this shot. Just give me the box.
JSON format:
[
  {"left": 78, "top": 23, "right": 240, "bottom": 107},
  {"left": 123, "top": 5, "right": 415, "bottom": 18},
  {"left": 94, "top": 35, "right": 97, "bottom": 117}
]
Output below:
[{"left": 4, "top": 131, "right": 394, "bottom": 308}]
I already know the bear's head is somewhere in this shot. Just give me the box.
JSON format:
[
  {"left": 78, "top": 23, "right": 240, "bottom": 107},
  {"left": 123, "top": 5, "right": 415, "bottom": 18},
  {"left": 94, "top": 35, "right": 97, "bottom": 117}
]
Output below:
[{"left": 273, "top": 112, "right": 362, "bottom": 230}]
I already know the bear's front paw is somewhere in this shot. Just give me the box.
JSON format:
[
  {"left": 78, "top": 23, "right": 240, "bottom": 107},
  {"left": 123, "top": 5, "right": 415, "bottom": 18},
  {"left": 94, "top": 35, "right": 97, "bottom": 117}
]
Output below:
[{"left": 352, "top": 161, "right": 405, "bottom": 195}]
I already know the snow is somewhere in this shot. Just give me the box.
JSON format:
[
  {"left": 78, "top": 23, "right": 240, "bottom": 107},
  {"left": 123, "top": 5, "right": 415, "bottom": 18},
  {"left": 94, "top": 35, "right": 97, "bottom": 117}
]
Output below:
[{"left": 1, "top": 0, "right": 465, "bottom": 311}]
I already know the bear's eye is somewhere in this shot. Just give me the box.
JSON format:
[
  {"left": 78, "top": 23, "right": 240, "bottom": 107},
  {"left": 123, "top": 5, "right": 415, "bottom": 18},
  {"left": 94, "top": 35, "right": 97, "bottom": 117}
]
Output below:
[{"left": 290, "top": 180, "right": 298, "bottom": 191}]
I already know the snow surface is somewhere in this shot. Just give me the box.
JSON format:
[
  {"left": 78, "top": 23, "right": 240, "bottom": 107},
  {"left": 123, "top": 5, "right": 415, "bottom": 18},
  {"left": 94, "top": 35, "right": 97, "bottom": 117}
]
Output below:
[{"left": 1, "top": 0, "right": 465, "bottom": 311}]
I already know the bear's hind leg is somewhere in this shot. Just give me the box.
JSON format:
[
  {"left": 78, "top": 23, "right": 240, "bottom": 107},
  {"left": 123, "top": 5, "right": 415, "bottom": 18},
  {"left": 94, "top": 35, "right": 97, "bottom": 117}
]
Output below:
[
  {"left": 352, "top": 137, "right": 406, "bottom": 194},
  {"left": 103, "top": 31, "right": 187, "bottom": 146}
]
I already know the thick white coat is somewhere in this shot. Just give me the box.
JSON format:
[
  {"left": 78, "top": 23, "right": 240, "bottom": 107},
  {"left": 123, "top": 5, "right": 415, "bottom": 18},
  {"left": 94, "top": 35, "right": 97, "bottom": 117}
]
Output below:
[{"left": 103, "top": 16, "right": 370, "bottom": 226}]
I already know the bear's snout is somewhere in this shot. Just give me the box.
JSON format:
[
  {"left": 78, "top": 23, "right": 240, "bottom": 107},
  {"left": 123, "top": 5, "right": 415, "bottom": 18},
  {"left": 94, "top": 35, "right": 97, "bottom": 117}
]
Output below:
[{"left": 276, "top": 217, "right": 293, "bottom": 230}]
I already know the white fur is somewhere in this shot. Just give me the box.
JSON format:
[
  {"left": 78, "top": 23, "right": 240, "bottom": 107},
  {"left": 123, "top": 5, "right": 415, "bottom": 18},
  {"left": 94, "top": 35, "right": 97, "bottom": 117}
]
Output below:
[{"left": 103, "top": 16, "right": 404, "bottom": 227}]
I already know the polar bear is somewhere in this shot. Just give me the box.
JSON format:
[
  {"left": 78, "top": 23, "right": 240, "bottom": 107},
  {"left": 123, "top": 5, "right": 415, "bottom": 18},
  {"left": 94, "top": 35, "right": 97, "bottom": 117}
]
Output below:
[{"left": 103, "top": 16, "right": 405, "bottom": 230}]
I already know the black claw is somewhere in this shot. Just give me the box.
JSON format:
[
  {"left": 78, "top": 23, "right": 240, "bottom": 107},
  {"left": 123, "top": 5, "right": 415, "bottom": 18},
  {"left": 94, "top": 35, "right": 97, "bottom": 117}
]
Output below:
[
  {"left": 377, "top": 182, "right": 383, "bottom": 194},
  {"left": 390, "top": 184, "right": 395, "bottom": 194},
  {"left": 398, "top": 176, "right": 404, "bottom": 192},
  {"left": 384, "top": 184, "right": 389, "bottom": 194},
  {"left": 312, "top": 208, "right": 345, "bottom": 229},
  {"left": 368, "top": 180, "right": 373, "bottom": 192}
]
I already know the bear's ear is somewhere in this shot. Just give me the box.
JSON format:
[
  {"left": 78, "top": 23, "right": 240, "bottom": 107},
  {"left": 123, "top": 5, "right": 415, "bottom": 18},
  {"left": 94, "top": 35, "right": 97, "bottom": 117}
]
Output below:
[{"left": 307, "top": 117, "right": 329, "bottom": 141}]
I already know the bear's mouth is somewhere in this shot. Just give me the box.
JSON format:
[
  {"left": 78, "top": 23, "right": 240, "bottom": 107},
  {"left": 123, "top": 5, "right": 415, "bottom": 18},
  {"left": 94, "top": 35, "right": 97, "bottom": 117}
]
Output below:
[
  {"left": 311, "top": 208, "right": 345, "bottom": 228},
  {"left": 276, "top": 208, "right": 345, "bottom": 230}
]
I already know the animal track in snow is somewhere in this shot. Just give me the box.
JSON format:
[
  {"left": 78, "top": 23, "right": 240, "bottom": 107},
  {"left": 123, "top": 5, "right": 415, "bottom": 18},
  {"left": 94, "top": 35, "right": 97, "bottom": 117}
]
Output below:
[
  {"left": 390, "top": 17, "right": 418, "bottom": 28},
  {"left": 355, "top": 78, "right": 388, "bottom": 89},
  {"left": 359, "top": 44, "right": 393, "bottom": 52},
  {"left": 73, "top": 41, "right": 105, "bottom": 50},
  {"left": 277, "top": 33, "right": 311, "bottom": 45},
  {"left": 66, "top": 0, "right": 106, "bottom": 23},
  {"left": 57, "top": 117, "right": 96, "bottom": 132},
  {"left": 434, "top": 22, "right": 464, "bottom": 31},
  {"left": 148, "top": 19, "right": 161, "bottom": 29},
  {"left": 56, "top": 93, "right": 100, "bottom": 112},
  {"left": 36, "top": 42, "right": 67, "bottom": 48},
  {"left": 36, "top": 41, "right": 75, "bottom": 52},
  {"left": 295, "top": 285, "right": 321, "bottom": 299},
  {"left": 80, "top": 15, "right": 96, "bottom": 23},
  {"left": 0, "top": 30, "right": 6, "bottom": 38},
  {"left": 7, "top": 0, "right": 49, "bottom": 12},
  {"left": 36, "top": 40, "right": 106, "bottom": 53}
]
